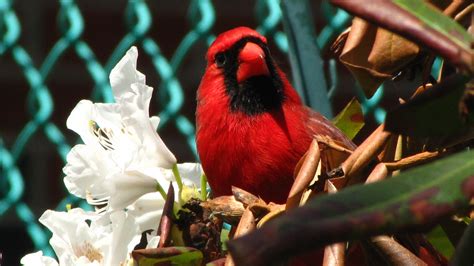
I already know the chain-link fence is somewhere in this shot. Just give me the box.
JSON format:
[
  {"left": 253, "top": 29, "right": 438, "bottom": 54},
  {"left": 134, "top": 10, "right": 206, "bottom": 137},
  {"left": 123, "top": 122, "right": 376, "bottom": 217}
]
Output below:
[{"left": 0, "top": 0, "right": 393, "bottom": 264}]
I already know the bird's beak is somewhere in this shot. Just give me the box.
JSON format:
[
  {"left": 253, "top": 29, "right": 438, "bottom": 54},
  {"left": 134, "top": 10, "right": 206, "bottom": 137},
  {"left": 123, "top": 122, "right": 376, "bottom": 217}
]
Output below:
[{"left": 237, "top": 42, "right": 270, "bottom": 83}]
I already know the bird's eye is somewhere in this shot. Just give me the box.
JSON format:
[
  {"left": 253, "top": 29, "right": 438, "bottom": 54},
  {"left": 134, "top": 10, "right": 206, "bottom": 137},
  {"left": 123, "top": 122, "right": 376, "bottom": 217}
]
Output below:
[{"left": 214, "top": 53, "right": 226, "bottom": 68}]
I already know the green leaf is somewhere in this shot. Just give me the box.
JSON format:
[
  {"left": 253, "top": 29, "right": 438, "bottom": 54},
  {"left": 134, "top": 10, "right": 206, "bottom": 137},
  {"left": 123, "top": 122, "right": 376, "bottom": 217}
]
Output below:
[
  {"left": 281, "top": 0, "right": 332, "bottom": 118},
  {"left": 385, "top": 74, "right": 474, "bottom": 146},
  {"left": 394, "top": 0, "right": 472, "bottom": 51},
  {"left": 426, "top": 226, "right": 455, "bottom": 259},
  {"left": 228, "top": 150, "right": 474, "bottom": 265},
  {"left": 132, "top": 247, "right": 203, "bottom": 266},
  {"left": 332, "top": 98, "right": 364, "bottom": 140}
]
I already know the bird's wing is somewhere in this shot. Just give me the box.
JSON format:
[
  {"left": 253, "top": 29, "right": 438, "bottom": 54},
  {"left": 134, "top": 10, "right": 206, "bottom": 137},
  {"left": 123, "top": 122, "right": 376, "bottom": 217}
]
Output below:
[{"left": 304, "top": 106, "right": 357, "bottom": 151}]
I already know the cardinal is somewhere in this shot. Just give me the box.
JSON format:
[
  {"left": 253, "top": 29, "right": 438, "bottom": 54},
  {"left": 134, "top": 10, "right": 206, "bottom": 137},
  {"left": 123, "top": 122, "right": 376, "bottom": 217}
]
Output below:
[
  {"left": 196, "top": 27, "right": 355, "bottom": 204},
  {"left": 195, "top": 27, "right": 447, "bottom": 266}
]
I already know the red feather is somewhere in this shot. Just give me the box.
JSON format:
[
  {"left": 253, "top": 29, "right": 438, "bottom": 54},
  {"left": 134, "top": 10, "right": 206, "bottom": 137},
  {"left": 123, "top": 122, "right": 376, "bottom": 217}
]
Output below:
[{"left": 196, "top": 27, "right": 354, "bottom": 203}]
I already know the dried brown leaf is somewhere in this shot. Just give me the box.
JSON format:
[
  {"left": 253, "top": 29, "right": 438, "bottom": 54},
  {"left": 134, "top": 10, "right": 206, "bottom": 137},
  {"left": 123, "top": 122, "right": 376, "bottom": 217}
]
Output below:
[
  {"left": 248, "top": 203, "right": 271, "bottom": 218},
  {"left": 341, "top": 124, "right": 391, "bottom": 183},
  {"left": 256, "top": 207, "right": 285, "bottom": 228},
  {"left": 323, "top": 243, "right": 345, "bottom": 266},
  {"left": 200, "top": 196, "right": 245, "bottom": 225},
  {"left": 323, "top": 179, "right": 346, "bottom": 266},
  {"left": 231, "top": 186, "right": 263, "bottom": 206},
  {"left": 286, "top": 140, "right": 321, "bottom": 210},
  {"left": 339, "top": 18, "right": 420, "bottom": 96},
  {"left": 233, "top": 207, "right": 256, "bottom": 238},
  {"left": 366, "top": 163, "right": 389, "bottom": 184}
]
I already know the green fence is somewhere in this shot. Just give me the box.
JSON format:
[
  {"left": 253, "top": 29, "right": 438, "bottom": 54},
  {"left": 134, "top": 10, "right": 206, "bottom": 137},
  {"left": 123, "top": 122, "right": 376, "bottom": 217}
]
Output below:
[{"left": 0, "top": 0, "right": 388, "bottom": 260}]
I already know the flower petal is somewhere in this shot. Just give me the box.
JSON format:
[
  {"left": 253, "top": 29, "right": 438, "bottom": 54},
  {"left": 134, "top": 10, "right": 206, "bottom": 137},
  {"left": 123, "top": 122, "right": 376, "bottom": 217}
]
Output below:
[
  {"left": 104, "top": 211, "right": 141, "bottom": 266},
  {"left": 106, "top": 171, "right": 159, "bottom": 211},
  {"left": 39, "top": 209, "right": 100, "bottom": 264},
  {"left": 63, "top": 144, "right": 112, "bottom": 199},
  {"left": 66, "top": 100, "right": 122, "bottom": 148},
  {"left": 109, "top": 46, "right": 146, "bottom": 102},
  {"left": 20, "top": 251, "right": 59, "bottom": 266},
  {"left": 177, "top": 163, "right": 204, "bottom": 186},
  {"left": 127, "top": 192, "right": 165, "bottom": 232},
  {"left": 146, "top": 234, "right": 161, "bottom": 249},
  {"left": 150, "top": 116, "right": 160, "bottom": 130}
]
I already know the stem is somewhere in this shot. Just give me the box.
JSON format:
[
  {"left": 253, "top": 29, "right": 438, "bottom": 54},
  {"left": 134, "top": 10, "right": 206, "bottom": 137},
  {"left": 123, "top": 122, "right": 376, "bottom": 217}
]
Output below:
[
  {"left": 200, "top": 173, "right": 208, "bottom": 201},
  {"left": 156, "top": 182, "right": 167, "bottom": 200},
  {"left": 172, "top": 164, "right": 183, "bottom": 192}
]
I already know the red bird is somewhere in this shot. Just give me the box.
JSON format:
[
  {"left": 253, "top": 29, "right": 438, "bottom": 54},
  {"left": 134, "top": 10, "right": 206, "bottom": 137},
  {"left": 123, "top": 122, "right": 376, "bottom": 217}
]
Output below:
[{"left": 196, "top": 27, "right": 354, "bottom": 204}]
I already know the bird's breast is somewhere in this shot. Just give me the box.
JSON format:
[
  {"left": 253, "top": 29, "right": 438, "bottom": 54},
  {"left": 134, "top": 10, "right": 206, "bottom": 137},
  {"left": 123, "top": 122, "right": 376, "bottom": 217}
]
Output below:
[{"left": 196, "top": 105, "right": 312, "bottom": 203}]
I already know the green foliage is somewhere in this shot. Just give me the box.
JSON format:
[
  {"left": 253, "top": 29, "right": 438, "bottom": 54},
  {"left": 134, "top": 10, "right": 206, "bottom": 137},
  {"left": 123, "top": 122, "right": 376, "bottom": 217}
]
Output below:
[
  {"left": 385, "top": 74, "right": 472, "bottom": 138},
  {"left": 394, "top": 0, "right": 473, "bottom": 50},
  {"left": 426, "top": 226, "right": 455, "bottom": 259},
  {"left": 280, "top": 0, "right": 332, "bottom": 118},
  {"left": 228, "top": 150, "right": 474, "bottom": 264},
  {"left": 132, "top": 247, "right": 203, "bottom": 266},
  {"left": 332, "top": 98, "right": 364, "bottom": 140}
]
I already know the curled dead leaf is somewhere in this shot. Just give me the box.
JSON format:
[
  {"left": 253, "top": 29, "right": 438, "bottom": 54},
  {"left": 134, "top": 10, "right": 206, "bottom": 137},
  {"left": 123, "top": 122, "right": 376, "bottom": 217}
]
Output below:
[
  {"left": 286, "top": 140, "right": 321, "bottom": 210},
  {"left": 231, "top": 186, "right": 265, "bottom": 206},
  {"left": 338, "top": 17, "right": 420, "bottom": 96},
  {"left": 256, "top": 206, "right": 285, "bottom": 228},
  {"left": 200, "top": 196, "right": 245, "bottom": 225}
]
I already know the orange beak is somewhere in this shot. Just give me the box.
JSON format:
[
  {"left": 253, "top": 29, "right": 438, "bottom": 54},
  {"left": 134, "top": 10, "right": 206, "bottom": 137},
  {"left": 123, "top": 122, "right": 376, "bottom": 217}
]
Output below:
[{"left": 236, "top": 42, "right": 270, "bottom": 83}]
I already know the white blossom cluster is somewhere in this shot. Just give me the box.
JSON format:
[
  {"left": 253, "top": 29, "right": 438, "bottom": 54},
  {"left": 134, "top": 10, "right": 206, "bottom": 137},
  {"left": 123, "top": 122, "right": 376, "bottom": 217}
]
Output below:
[{"left": 21, "top": 47, "right": 204, "bottom": 266}]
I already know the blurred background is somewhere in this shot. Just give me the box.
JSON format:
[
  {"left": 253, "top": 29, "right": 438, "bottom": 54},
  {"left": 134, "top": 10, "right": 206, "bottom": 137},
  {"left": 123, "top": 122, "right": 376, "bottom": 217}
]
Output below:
[{"left": 0, "top": 0, "right": 417, "bottom": 264}]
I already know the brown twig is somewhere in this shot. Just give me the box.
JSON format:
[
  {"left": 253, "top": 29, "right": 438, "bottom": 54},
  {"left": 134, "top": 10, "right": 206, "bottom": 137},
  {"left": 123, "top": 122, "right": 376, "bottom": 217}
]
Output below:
[
  {"left": 454, "top": 4, "right": 473, "bottom": 22},
  {"left": 370, "top": 236, "right": 427, "bottom": 266},
  {"left": 443, "top": 0, "right": 470, "bottom": 17},
  {"left": 384, "top": 151, "right": 441, "bottom": 171}
]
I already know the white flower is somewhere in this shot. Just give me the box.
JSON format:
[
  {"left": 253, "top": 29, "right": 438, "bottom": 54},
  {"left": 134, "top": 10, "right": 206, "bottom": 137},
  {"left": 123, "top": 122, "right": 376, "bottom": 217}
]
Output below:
[
  {"left": 21, "top": 251, "right": 58, "bottom": 266},
  {"left": 127, "top": 163, "right": 204, "bottom": 232},
  {"left": 22, "top": 47, "right": 208, "bottom": 266},
  {"left": 127, "top": 192, "right": 166, "bottom": 232},
  {"left": 146, "top": 233, "right": 161, "bottom": 249},
  {"left": 39, "top": 208, "right": 141, "bottom": 266},
  {"left": 63, "top": 47, "right": 178, "bottom": 212}
]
